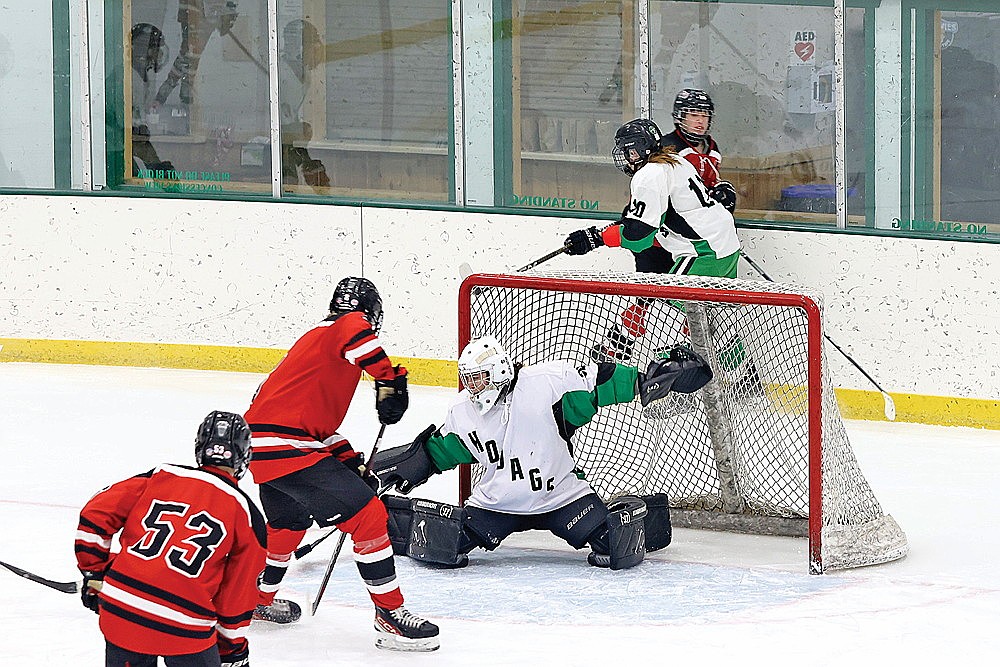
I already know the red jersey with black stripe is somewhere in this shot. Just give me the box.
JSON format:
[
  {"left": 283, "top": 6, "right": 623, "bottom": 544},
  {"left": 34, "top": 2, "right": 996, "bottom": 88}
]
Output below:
[
  {"left": 244, "top": 311, "right": 404, "bottom": 484},
  {"left": 75, "top": 465, "right": 267, "bottom": 658},
  {"left": 662, "top": 128, "right": 723, "bottom": 188}
]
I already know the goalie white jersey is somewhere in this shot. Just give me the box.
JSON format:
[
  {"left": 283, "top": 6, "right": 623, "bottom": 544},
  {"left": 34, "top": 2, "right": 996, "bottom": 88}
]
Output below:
[{"left": 442, "top": 361, "right": 600, "bottom": 514}]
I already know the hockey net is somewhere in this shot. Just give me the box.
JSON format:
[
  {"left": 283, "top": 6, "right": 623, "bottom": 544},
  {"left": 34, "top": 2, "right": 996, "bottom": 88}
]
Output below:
[{"left": 457, "top": 271, "right": 907, "bottom": 573}]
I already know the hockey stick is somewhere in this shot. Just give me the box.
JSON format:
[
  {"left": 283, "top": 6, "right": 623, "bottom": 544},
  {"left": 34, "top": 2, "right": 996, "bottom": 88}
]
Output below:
[
  {"left": 740, "top": 252, "right": 897, "bottom": 420},
  {"left": 311, "top": 423, "right": 388, "bottom": 616},
  {"left": 0, "top": 559, "right": 79, "bottom": 594}
]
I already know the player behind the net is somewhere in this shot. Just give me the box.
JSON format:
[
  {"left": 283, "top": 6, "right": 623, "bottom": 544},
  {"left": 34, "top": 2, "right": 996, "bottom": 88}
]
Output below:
[
  {"left": 75, "top": 411, "right": 265, "bottom": 667},
  {"left": 563, "top": 90, "right": 740, "bottom": 363},
  {"left": 368, "top": 335, "right": 711, "bottom": 570}
]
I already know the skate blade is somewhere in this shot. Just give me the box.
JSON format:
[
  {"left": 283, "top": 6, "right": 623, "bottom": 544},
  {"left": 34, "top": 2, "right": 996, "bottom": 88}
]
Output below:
[{"left": 375, "top": 634, "right": 440, "bottom": 652}]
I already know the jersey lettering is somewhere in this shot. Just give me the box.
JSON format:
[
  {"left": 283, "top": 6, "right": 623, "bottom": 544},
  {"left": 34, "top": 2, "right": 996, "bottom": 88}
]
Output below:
[
  {"left": 509, "top": 457, "right": 524, "bottom": 481},
  {"left": 630, "top": 199, "right": 647, "bottom": 218},
  {"left": 128, "top": 500, "right": 228, "bottom": 578},
  {"left": 484, "top": 438, "right": 504, "bottom": 469},
  {"left": 687, "top": 177, "right": 716, "bottom": 208},
  {"left": 467, "top": 431, "right": 486, "bottom": 453}
]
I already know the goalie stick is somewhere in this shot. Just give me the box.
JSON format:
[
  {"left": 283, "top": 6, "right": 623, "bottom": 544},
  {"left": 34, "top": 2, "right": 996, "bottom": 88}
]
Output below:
[
  {"left": 740, "top": 251, "right": 897, "bottom": 421},
  {"left": 0, "top": 559, "right": 79, "bottom": 594},
  {"left": 311, "top": 423, "right": 389, "bottom": 616}
]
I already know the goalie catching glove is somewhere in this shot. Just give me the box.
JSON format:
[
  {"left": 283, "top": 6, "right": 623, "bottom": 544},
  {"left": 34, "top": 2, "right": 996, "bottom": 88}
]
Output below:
[
  {"left": 370, "top": 424, "right": 441, "bottom": 494},
  {"left": 637, "top": 344, "right": 713, "bottom": 406}
]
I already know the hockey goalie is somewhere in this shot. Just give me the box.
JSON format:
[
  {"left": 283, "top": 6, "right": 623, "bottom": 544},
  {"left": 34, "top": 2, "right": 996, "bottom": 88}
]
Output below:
[{"left": 370, "top": 335, "right": 712, "bottom": 570}]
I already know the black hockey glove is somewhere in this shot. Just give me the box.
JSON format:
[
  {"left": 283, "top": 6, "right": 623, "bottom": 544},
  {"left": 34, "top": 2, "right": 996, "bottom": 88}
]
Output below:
[
  {"left": 375, "top": 366, "right": 408, "bottom": 425},
  {"left": 220, "top": 645, "right": 250, "bottom": 667},
  {"left": 80, "top": 570, "right": 104, "bottom": 614},
  {"left": 637, "top": 344, "right": 713, "bottom": 406},
  {"left": 370, "top": 424, "right": 440, "bottom": 494},
  {"left": 564, "top": 227, "right": 604, "bottom": 255},
  {"left": 709, "top": 181, "right": 737, "bottom": 213}
]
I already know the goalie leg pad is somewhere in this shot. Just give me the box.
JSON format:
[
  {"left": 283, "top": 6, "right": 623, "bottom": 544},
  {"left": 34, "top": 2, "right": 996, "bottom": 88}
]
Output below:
[
  {"left": 640, "top": 493, "right": 672, "bottom": 552},
  {"left": 605, "top": 496, "right": 647, "bottom": 570},
  {"left": 383, "top": 495, "right": 414, "bottom": 556},
  {"left": 406, "top": 499, "right": 468, "bottom": 567}
]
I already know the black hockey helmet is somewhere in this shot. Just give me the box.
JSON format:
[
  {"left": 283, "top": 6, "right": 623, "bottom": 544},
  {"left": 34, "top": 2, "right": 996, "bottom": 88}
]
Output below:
[
  {"left": 195, "top": 411, "right": 252, "bottom": 479},
  {"left": 330, "top": 276, "right": 384, "bottom": 333},
  {"left": 131, "top": 23, "right": 168, "bottom": 82},
  {"left": 672, "top": 88, "right": 714, "bottom": 140},
  {"left": 612, "top": 118, "right": 663, "bottom": 175}
]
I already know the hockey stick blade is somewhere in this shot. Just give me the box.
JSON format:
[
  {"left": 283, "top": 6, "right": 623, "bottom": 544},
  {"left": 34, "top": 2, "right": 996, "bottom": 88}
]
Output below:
[
  {"left": 739, "top": 253, "right": 897, "bottom": 421},
  {"left": 0, "top": 559, "right": 79, "bottom": 594},
  {"left": 458, "top": 262, "right": 474, "bottom": 280}
]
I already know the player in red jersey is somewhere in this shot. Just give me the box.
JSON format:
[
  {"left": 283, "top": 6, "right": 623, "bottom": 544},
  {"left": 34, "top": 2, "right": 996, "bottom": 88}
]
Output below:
[
  {"left": 75, "top": 411, "right": 266, "bottom": 667},
  {"left": 245, "top": 276, "right": 439, "bottom": 651}
]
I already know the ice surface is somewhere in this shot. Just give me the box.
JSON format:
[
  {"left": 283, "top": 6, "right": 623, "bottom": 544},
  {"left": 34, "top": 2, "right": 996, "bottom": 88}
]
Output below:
[{"left": 1, "top": 363, "right": 998, "bottom": 665}]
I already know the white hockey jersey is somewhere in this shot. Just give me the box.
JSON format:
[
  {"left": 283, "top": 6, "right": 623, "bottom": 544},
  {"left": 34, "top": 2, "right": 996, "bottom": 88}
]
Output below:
[
  {"left": 628, "top": 158, "right": 740, "bottom": 260},
  {"left": 441, "top": 361, "right": 600, "bottom": 514}
]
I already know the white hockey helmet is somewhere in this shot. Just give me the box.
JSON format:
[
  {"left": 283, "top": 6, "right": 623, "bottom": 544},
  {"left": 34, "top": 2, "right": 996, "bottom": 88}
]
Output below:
[{"left": 458, "top": 335, "right": 514, "bottom": 414}]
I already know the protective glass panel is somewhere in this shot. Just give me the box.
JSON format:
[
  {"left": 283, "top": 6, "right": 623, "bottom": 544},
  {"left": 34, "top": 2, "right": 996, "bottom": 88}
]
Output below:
[
  {"left": 125, "top": 1, "right": 272, "bottom": 194},
  {"left": 509, "top": 0, "right": 631, "bottom": 214},
  {"left": 312, "top": 0, "right": 452, "bottom": 201},
  {"left": 0, "top": 4, "right": 57, "bottom": 188},
  {"left": 919, "top": 9, "right": 1000, "bottom": 238},
  {"left": 647, "top": 1, "right": 870, "bottom": 227}
]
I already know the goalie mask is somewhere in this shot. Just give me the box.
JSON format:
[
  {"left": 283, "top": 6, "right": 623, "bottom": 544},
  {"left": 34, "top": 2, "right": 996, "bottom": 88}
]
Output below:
[
  {"left": 612, "top": 118, "right": 663, "bottom": 175},
  {"left": 459, "top": 335, "right": 514, "bottom": 414},
  {"left": 672, "top": 88, "right": 714, "bottom": 141},
  {"left": 330, "top": 276, "right": 384, "bottom": 333},
  {"left": 195, "top": 411, "right": 252, "bottom": 479}
]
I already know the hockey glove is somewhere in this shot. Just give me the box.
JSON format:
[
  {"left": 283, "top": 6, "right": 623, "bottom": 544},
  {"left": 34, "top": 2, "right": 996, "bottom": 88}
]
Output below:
[
  {"left": 80, "top": 570, "right": 104, "bottom": 614},
  {"left": 709, "top": 181, "right": 737, "bottom": 213},
  {"left": 375, "top": 366, "right": 408, "bottom": 425},
  {"left": 564, "top": 227, "right": 604, "bottom": 255},
  {"left": 637, "top": 344, "right": 713, "bottom": 406},
  {"left": 220, "top": 646, "right": 250, "bottom": 667},
  {"left": 370, "top": 424, "right": 440, "bottom": 494}
]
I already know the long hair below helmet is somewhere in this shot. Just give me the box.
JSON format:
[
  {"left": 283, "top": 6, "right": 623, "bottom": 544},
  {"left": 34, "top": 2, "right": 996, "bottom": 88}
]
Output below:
[
  {"left": 195, "top": 411, "right": 252, "bottom": 479},
  {"left": 458, "top": 335, "right": 514, "bottom": 414}
]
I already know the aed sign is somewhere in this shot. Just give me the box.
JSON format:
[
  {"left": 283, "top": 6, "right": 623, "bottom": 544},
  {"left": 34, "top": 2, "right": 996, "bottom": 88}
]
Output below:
[{"left": 791, "top": 30, "right": 816, "bottom": 64}]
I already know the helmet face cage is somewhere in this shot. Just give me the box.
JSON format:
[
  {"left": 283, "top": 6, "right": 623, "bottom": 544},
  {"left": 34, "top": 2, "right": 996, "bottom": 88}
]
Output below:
[
  {"left": 612, "top": 119, "right": 662, "bottom": 175},
  {"left": 330, "top": 277, "right": 384, "bottom": 333},
  {"left": 195, "top": 411, "right": 252, "bottom": 479},
  {"left": 458, "top": 335, "right": 514, "bottom": 414},
  {"left": 672, "top": 88, "right": 714, "bottom": 140}
]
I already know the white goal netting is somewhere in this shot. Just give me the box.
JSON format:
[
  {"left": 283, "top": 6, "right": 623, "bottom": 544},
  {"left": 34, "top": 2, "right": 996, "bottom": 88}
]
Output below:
[{"left": 459, "top": 270, "right": 907, "bottom": 573}]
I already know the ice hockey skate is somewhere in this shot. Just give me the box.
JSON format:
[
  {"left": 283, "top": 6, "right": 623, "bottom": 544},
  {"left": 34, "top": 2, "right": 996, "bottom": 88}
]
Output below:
[
  {"left": 590, "top": 325, "right": 636, "bottom": 363},
  {"left": 374, "top": 605, "right": 440, "bottom": 652},
  {"left": 252, "top": 598, "right": 302, "bottom": 624}
]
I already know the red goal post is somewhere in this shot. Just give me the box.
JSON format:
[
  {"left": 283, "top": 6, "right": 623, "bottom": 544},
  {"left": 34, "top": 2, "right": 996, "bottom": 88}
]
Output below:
[{"left": 457, "top": 270, "right": 907, "bottom": 574}]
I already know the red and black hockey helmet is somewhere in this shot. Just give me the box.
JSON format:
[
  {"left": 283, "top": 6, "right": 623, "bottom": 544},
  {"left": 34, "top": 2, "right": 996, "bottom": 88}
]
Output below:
[
  {"left": 330, "top": 276, "right": 384, "bottom": 333},
  {"left": 195, "top": 411, "right": 252, "bottom": 479},
  {"left": 612, "top": 118, "right": 663, "bottom": 175}
]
